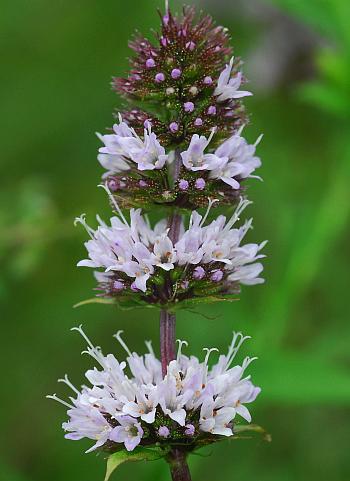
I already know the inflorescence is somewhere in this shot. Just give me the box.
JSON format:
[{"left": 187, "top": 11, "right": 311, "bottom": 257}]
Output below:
[
  {"left": 75, "top": 196, "right": 266, "bottom": 307},
  {"left": 47, "top": 326, "right": 260, "bottom": 454}
]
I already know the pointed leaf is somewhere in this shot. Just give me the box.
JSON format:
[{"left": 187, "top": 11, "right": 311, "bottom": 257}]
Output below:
[{"left": 105, "top": 446, "right": 170, "bottom": 481}]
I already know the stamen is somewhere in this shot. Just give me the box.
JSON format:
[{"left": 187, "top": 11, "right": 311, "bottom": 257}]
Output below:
[
  {"left": 98, "top": 183, "right": 129, "bottom": 226},
  {"left": 203, "top": 347, "right": 219, "bottom": 366},
  {"left": 46, "top": 394, "right": 74, "bottom": 409},
  {"left": 113, "top": 330, "right": 132, "bottom": 357},
  {"left": 254, "top": 134, "right": 264, "bottom": 147},
  {"left": 206, "top": 127, "right": 217, "bottom": 148},
  {"left": 200, "top": 198, "right": 220, "bottom": 227},
  {"left": 223, "top": 197, "right": 252, "bottom": 232},
  {"left": 74, "top": 214, "right": 95, "bottom": 239},
  {"left": 165, "top": 0, "right": 169, "bottom": 12},
  {"left": 225, "top": 332, "right": 251, "bottom": 370},
  {"left": 145, "top": 340, "right": 155, "bottom": 356},
  {"left": 71, "top": 325, "right": 96, "bottom": 350},
  {"left": 176, "top": 339, "right": 189, "bottom": 361},
  {"left": 58, "top": 374, "right": 80, "bottom": 395}
]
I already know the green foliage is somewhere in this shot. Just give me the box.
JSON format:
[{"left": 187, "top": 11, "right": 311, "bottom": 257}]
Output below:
[{"left": 105, "top": 446, "right": 170, "bottom": 481}]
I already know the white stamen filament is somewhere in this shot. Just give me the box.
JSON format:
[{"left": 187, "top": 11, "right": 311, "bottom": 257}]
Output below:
[
  {"left": 200, "top": 198, "right": 220, "bottom": 227},
  {"left": 74, "top": 214, "right": 95, "bottom": 239},
  {"left": 114, "top": 330, "right": 132, "bottom": 357},
  {"left": 46, "top": 394, "right": 74, "bottom": 409},
  {"left": 98, "top": 183, "right": 129, "bottom": 226},
  {"left": 223, "top": 198, "right": 252, "bottom": 232},
  {"left": 58, "top": 375, "right": 80, "bottom": 395},
  {"left": 176, "top": 339, "right": 188, "bottom": 361}
]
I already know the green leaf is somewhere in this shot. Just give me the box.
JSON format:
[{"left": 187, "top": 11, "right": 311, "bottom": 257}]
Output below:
[
  {"left": 104, "top": 446, "right": 170, "bottom": 481},
  {"left": 73, "top": 297, "right": 117, "bottom": 308}
]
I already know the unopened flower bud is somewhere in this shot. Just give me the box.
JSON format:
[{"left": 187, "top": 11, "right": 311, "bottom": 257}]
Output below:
[
  {"left": 193, "top": 266, "right": 205, "bottom": 280},
  {"left": 194, "top": 118, "right": 203, "bottom": 126},
  {"left": 155, "top": 72, "right": 165, "bottom": 83},
  {"left": 185, "top": 424, "right": 195, "bottom": 436},
  {"left": 146, "top": 58, "right": 156, "bottom": 68},
  {"left": 203, "top": 76, "right": 213, "bottom": 85},
  {"left": 158, "top": 426, "right": 170, "bottom": 438},
  {"left": 195, "top": 178, "right": 206, "bottom": 190},
  {"left": 211, "top": 270, "right": 224, "bottom": 282},
  {"left": 171, "top": 68, "right": 182, "bottom": 79},
  {"left": 184, "top": 101, "right": 195, "bottom": 113},
  {"left": 179, "top": 179, "right": 189, "bottom": 191},
  {"left": 169, "top": 122, "right": 179, "bottom": 133}
]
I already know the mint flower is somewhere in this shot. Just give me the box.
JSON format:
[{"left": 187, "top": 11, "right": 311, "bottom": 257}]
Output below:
[
  {"left": 47, "top": 327, "right": 260, "bottom": 454},
  {"left": 75, "top": 198, "right": 266, "bottom": 304}
]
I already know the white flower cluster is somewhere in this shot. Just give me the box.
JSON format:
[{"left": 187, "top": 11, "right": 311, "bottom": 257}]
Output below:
[
  {"left": 47, "top": 327, "right": 261, "bottom": 453},
  {"left": 75, "top": 197, "right": 266, "bottom": 293}
]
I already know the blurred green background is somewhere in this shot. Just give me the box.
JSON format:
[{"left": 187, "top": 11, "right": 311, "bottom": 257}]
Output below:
[{"left": 1, "top": 0, "right": 350, "bottom": 480}]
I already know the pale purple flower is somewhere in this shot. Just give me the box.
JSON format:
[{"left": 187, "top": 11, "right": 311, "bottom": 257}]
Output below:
[
  {"left": 214, "top": 57, "right": 252, "bottom": 102},
  {"left": 207, "top": 105, "right": 217, "bottom": 115},
  {"left": 203, "top": 76, "right": 213, "bottom": 85},
  {"left": 97, "top": 115, "right": 168, "bottom": 175},
  {"left": 194, "top": 118, "right": 203, "bottom": 126},
  {"left": 171, "top": 68, "right": 182, "bottom": 79},
  {"left": 209, "top": 130, "right": 263, "bottom": 189},
  {"left": 181, "top": 131, "right": 221, "bottom": 171},
  {"left": 139, "top": 179, "right": 147, "bottom": 187},
  {"left": 110, "top": 416, "right": 143, "bottom": 452}
]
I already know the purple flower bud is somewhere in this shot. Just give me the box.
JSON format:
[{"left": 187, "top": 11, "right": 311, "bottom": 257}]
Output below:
[
  {"left": 203, "top": 76, "right": 213, "bottom": 85},
  {"left": 158, "top": 426, "right": 170, "bottom": 438},
  {"left": 171, "top": 68, "right": 182, "bottom": 79},
  {"left": 144, "top": 119, "right": 152, "bottom": 128},
  {"left": 108, "top": 179, "right": 119, "bottom": 192},
  {"left": 186, "top": 41, "right": 196, "bottom": 51},
  {"left": 193, "top": 266, "right": 205, "bottom": 280},
  {"left": 195, "top": 178, "right": 206, "bottom": 190},
  {"left": 160, "top": 36, "right": 168, "bottom": 47},
  {"left": 169, "top": 122, "right": 179, "bottom": 133},
  {"left": 194, "top": 118, "right": 203, "bottom": 127},
  {"left": 113, "top": 280, "right": 125, "bottom": 291},
  {"left": 184, "top": 101, "right": 194, "bottom": 113},
  {"left": 179, "top": 179, "right": 189, "bottom": 191},
  {"left": 211, "top": 269, "right": 224, "bottom": 282},
  {"left": 139, "top": 180, "right": 147, "bottom": 188},
  {"left": 207, "top": 105, "right": 217, "bottom": 115},
  {"left": 145, "top": 58, "right": 156, "bottom": 68},
  {"left": 155, "top": 72, "right": 165, "bottom": 83},
  {"left": 130, "top": 282, "right": 139, "bottom": 292},
  {"left": 185, "top": 424, "right": 195, "bottom": 436},
  {"left": 163, "top": 14, "right": 169, "bottom": 26}
]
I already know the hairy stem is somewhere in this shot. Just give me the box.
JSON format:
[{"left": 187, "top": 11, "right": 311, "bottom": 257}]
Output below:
[
  {"left": 167, "top": 449, "right": 192, "bottom": 481},
  {"left": 160, "top": 309, "right": 176, "bottom": 377}
]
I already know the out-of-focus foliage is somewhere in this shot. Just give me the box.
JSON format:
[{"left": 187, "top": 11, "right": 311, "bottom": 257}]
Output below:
[{"left": 0, "top": 0, "right": 349, "bottom": 481}]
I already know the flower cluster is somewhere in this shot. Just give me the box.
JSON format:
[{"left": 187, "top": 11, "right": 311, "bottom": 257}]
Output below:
[
  {"left": 47, "top": 327, "right": 260, "bottom": 453},
  {"left": 114, "top": 7, "right": 248, "bottom": 146},
  {"left": 75, "top": 197, "right": 266, "bottom": 306},
  {"left": 98, "top": 116, "right": 262, "bottom": 209}
]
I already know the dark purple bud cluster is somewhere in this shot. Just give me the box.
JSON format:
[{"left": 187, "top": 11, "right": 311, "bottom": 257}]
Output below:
[{"left": 113, "top": 6, "right": 247, "bottom": 148}]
